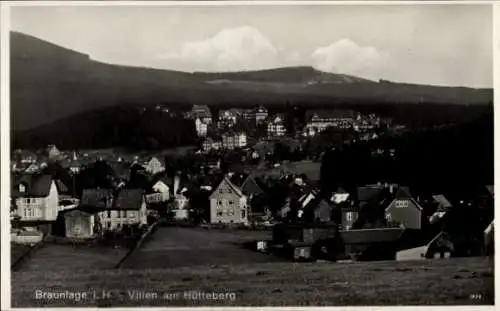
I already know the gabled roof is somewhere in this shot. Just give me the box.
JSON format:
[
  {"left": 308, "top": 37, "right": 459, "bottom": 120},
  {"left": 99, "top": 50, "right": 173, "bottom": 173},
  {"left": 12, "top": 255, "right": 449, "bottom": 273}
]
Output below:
[
  {"left": 209, "top": 177, "right": 244, "bottom": 199},
  {"left": 426, "top": 231, "right": 454, "bottom": 251},
  {"left": 240, "top": 175, "right": 264, "bottom": 197},
  {"left": 114, "top": 189, "right": 145, "bottom": 210}
]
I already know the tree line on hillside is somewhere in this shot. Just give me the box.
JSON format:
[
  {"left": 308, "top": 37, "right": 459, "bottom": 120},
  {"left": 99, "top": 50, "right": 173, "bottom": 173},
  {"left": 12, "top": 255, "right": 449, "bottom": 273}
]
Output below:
[
  {"left": 13, "top": 107, "right": 198, "bottom": 150},
  {"left": 320, "top": 111, "right": 494, "bottom": 195}
]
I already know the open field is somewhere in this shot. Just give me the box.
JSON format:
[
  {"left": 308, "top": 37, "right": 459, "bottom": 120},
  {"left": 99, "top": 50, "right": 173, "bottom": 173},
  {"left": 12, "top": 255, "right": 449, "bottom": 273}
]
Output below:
[
  {"left": 121, "top": 227, "right": 281, "bottom": 269},
  {"left": 14, "top": 243, "right": 128, "bottom": 272},
  {"left": 11, "top": 257, "right": 493, "bottom": 307}
]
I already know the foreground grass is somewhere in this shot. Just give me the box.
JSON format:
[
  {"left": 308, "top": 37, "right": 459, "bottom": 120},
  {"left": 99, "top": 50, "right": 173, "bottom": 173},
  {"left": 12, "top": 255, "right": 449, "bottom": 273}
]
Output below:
[
  {"left": 12, "top": 257, "right": 493, "bottom": 307},
  {"left": 14, "top": 243, "right": 128, "bottom": 271}
]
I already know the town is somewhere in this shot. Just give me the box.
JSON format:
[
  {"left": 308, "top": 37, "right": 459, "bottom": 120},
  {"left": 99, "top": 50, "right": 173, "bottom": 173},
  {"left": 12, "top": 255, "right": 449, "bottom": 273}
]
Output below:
[
  {"left": 10, "top": 104, "right": 493, "bottom": 270},
  {"left": 6, "top": 3, "right": 494, "bottom": 307}
]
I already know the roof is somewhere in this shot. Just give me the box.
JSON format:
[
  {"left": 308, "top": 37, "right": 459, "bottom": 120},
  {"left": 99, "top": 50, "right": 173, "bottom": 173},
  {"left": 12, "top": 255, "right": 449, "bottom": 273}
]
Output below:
[
  {"left": 81, "top": 188, "right": 113, "bottom": 208},
  {"left": 339, "top": 228, "right": 405, "bottom": 244},
  {"left": 12, "top": 174, "right": 54, "bottom": 197},
  {"left": 113, "top": 189, "right": 145, "bottom": 210},
  {"left": 210, "top": 177, "right": 244, "bottom": 199},
  {"left": 240, "top": 175, "right": 264, "bottom": 197},
  {"left": 395, "top": 186, "right": 413, "bottom": 199}
]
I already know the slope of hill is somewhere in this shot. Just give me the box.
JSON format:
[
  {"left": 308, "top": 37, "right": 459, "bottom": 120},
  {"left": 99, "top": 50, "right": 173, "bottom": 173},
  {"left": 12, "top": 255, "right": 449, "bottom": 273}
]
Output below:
[{"left": 10, "top": 31, "right": 493, "bottom": 131}]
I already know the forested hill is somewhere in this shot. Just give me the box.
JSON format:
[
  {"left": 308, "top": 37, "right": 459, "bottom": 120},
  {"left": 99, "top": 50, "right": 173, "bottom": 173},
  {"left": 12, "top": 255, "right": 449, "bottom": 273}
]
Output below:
[
  {"left": 321, "top": 110, "right": 494, "bottom": 193},
  {"left": 11, "top": 31, "right": 493, "bottom": 131}
]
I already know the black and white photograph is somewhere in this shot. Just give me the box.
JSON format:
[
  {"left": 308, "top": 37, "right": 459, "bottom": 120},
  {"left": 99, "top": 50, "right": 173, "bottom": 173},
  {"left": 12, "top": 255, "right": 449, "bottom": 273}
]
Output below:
[{"left": 1, "top": 1, "right": 495, "bottom": 308}]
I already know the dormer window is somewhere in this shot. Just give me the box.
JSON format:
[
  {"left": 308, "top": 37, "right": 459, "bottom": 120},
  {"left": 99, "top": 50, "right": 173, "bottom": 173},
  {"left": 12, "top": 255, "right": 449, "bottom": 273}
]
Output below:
[{"left": 19, "top": 184, "right": 26, "bottom": 193}]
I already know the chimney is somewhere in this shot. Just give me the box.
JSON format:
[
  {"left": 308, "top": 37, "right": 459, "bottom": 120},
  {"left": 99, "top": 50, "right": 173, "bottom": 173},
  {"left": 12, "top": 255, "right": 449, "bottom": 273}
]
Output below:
[
  {"left": 174, "top": 175, "right": 180, "bottom": 195},
  {"left": 389, "top": 184, "right": 394, "bottom": 194}
]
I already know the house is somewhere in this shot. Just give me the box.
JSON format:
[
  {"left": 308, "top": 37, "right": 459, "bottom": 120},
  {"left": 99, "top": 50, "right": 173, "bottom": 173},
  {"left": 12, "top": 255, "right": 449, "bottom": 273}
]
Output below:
[
  {"left": 143, "top": 157, "right": 165, "bottom": 175},
  {"left": 12, "top": 174, "right": 60, "bottom": 222},
  {"left": 99, "top": 189, "right": 147, "bottom": 231},
  {"left": 209, "top": 177, "right": 248, "bottom": 225},
  {"left": 195, "top": 118, "right": 208, "bottom": 137},
  {"left": 303, "top": 110, "right": 357, "bottom": 135},
  {"left": 301, "top": 198, "right": 333, "bottom": 223},
  {"left": 340, "top": 202, "right": 359, "bottom": 231},
  {"left": 145, "top": 177, "right": 171, "bottom": 204},
  {"left": 64, "top": 207, "right": 100, "bottom": 239},
  {"left": 190, "top": 105, "right": 212, "bottom": 124},
  {"left": 385, "top": 187, "right": 424, "bottom": 230},
  {"left": 396, "top": 231, "right": 454, "bottom": 261},
  {"left": 13, "top": 149, "right": 38, "bottom": 164},
  {"left": 254, "top": 106, "right": 268, "bottom": 124},
  {"left": 222, "top": 132, "right": 247, "bottom": 150},
  {"left": 218, "top": 109, "right": 239, "bottom": 125},
  {"left": 202, "top": 137, "right": 223, "bottom": 152},
  {"left": 267, "top": 115, "right": 286, "bottom": 138}
]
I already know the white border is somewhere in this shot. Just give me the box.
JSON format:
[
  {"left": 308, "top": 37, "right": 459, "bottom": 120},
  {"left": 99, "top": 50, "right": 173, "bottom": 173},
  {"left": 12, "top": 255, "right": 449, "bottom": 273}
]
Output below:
[
  {"left": 1, "top": 2, "right": 11, "bottom": 311},
  {"left": 1, "top": 1, "right": 497, "bottom": 311}
]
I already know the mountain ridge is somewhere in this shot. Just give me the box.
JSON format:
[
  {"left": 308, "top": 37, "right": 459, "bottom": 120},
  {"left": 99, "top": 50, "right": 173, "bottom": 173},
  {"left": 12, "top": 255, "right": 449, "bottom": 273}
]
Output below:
[{"left": 10, "top": 31, "right": 493, "bottom": 131}]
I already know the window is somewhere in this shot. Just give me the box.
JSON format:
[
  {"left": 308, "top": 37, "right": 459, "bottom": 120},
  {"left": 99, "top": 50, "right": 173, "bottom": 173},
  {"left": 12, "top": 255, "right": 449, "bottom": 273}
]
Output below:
[
  {"left": 229, "top": 200, "right": 234, "bottom": 205},
  {"left": 218, "top": 201, "right": 222, "bottom": 205},
  {"left": 346, "top": 212, "right": 354, "bottom": 221},
  {"left": 107, "top": 210, "right": 111, "bottom": 218},
  {"left": 395, "top": 200, "right": 408, "bottom": 208},
  {"left": 217, "top": 212, "right": 223, "bottom": 216},
  {"left": 228, "top": 211, "right": 234, "bottom": 216},
  {"left": 241, "top": 210, "right": 246, "bottom": 218},
  {"left": 19, "top": 184, "right": 26, "bottom": 193}
]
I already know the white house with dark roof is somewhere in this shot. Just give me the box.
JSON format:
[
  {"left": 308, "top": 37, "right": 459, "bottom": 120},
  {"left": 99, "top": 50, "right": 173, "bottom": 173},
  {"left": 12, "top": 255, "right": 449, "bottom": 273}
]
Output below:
[
  {"left": 12, "top": 174, "right": 60, "bottom": 222},
  {"left": 98, "top": 189, "right": 147, "bottom": 231},
  {"left": 209, "top": 177, "right": 248, "bottom": 225}
]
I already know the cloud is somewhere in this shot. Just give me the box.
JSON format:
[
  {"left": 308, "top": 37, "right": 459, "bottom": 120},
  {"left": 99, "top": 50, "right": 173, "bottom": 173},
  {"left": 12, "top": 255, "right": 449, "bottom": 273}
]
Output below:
[
  {"left": 311, "top": 39, "right": 388, "bottom": 80},
  {"left": 157, "top": 26, "right": 280, "bottom": 72}
]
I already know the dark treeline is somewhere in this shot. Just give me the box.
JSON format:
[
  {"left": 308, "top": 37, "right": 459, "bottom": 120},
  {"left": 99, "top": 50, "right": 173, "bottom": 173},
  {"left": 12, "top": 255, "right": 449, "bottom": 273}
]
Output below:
[
  {"left": 320, "top": 110, "right": 494, "bottom": 194},
  {"left": 12, "top": 101, "right": 491, "bottom": 151},
  {"left": 13, "top": 106, "right": 198, "bottom": 150}
]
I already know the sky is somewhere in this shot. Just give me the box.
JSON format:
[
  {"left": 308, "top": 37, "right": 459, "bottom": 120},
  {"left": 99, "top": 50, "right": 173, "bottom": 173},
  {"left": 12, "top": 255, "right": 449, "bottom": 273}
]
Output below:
[{"left": 10, "top": 4, "right": 493, "bottom": 88}]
